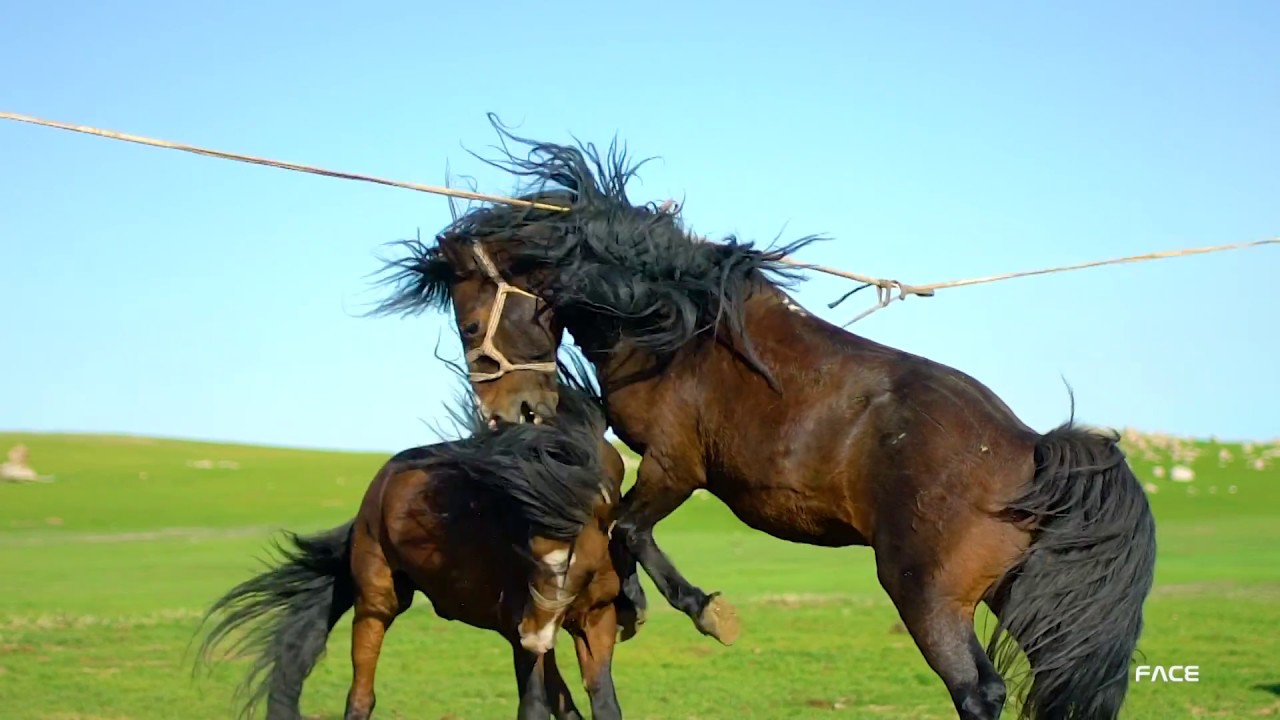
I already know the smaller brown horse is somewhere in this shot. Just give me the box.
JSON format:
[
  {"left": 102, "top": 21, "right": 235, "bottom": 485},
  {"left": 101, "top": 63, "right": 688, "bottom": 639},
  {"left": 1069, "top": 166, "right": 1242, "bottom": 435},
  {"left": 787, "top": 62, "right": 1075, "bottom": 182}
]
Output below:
[{"left": 198, "top": 384, "right": 627, "bottom": 720}]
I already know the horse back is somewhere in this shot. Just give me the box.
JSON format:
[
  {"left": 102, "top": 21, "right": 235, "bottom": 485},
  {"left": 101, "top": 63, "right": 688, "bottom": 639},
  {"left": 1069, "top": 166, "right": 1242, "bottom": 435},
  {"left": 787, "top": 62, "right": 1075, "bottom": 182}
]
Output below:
[{"left": 639, "top": 291, "right": 1041, "bottom": 544}]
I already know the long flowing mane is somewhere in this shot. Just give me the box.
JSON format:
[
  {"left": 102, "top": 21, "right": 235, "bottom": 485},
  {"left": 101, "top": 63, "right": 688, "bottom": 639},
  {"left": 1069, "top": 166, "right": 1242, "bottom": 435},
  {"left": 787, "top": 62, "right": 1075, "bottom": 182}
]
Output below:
[
  {"left": 395, "top": 372, "right": 608, "bottom": 541},
  {"left": 374, "top": 120, "right": 823, "bottom": 384}
]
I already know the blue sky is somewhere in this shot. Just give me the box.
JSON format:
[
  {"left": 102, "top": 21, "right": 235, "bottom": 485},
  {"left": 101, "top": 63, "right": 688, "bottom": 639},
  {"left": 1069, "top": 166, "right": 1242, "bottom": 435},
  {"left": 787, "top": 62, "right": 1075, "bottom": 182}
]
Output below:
[{"left": 2, "top": 1, "right": 1277, "bottom": 452}]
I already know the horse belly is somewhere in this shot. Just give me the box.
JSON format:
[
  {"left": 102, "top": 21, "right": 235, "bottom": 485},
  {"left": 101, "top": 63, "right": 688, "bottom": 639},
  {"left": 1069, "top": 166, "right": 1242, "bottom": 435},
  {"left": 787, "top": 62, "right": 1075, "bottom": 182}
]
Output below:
[
  {"left": 410, "top": 568, "right": 511, "bottom": 632},
  {"left": 713, "top": 487, "right": 870, "bottom": 547}
]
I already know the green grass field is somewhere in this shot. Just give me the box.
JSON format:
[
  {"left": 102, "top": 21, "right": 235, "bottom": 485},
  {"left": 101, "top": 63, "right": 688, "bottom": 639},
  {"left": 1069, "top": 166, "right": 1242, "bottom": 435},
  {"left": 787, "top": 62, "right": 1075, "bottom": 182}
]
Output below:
[{"left": 2, "top": 430, "right": 1278, "bottom": 719}]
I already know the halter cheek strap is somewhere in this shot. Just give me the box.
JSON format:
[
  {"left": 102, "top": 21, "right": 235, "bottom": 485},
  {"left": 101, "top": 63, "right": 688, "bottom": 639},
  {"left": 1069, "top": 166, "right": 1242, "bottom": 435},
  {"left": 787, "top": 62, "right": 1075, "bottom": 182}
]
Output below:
[{"left": 466, "top": 245, "right": 559, "bottom": 383}]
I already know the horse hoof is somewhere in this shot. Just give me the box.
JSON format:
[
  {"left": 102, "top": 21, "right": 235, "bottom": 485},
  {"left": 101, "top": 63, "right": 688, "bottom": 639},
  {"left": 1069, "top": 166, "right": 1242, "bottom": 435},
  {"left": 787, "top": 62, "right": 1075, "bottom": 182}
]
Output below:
[{"left": 696, "top": 592, "right": 741, "bottom": 645}]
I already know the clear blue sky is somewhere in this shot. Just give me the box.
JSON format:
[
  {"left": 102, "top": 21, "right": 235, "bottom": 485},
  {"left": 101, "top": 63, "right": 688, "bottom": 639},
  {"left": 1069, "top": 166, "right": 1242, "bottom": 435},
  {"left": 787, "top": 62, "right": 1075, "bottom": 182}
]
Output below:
[{"left": 2, "top": 1, "right": 1277, "bottom": 452}]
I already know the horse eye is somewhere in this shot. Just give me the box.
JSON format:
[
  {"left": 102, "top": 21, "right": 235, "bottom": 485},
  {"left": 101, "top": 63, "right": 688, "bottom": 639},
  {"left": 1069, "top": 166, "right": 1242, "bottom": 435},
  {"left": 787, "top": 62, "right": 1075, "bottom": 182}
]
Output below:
[{"left": 462, "top": 321, "right": 481, "bottom": 337}]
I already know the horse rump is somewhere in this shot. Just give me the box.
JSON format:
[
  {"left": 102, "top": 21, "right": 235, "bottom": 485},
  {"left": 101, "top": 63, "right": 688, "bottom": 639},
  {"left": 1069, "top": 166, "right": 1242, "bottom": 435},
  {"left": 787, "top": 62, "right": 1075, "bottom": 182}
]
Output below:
[{"left": 987, "top": 424, "right": 1157, "bottom": 720}]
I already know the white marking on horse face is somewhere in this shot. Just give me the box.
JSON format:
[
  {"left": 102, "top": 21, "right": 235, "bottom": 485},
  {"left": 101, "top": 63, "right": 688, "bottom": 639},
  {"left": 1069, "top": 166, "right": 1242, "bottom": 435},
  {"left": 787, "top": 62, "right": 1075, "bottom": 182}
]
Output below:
[
  {"left": 520, "top": 616, "right": 560, "bottom": 655},
  {"left": 540, "top": 549, "right": 570, "bottom": 589},
  {"left": 541, "top": 548, "right": 569, "bottom": 572}
]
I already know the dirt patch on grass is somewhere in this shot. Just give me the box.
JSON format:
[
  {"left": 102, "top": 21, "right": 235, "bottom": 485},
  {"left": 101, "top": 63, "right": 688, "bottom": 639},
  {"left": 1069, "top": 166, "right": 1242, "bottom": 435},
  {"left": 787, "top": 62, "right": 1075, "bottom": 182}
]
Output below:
[
  {"left": 751, "top": 593, "right": 878, "bottom": 609},
  {"left": 1151, "top": 581, "right": 1280, "bottom": 599},
  {"left": 0, "top": 525, "right": 277, "bottom": 547},
  {"left": 0, "top": 608, "right": 204, "bottom": 632},
  {"left": 40, "top": 707, "right": 135, "bottom": 712},
  {"left": 0, "top": 642, "right": 40, "bottom": 654}
]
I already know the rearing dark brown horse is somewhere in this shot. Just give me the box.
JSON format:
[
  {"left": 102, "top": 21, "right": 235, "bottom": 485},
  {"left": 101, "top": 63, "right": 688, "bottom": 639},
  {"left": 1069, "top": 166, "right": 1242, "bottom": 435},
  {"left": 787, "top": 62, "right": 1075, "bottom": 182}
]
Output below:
[{"left": 378, "top": 132, "right": 1157, "bottom": 720}]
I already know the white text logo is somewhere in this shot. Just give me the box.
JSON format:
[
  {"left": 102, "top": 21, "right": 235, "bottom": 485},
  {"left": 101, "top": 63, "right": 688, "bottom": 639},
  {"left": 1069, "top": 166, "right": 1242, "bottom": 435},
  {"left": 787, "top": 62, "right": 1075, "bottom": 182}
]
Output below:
[{"left": 1135, "top": 665, "right": 1199, "bottom": 682}]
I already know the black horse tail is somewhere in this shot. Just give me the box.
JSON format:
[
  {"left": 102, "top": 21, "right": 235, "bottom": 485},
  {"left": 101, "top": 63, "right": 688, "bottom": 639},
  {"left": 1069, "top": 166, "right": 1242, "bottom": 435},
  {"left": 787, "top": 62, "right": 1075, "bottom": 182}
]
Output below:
[
  {"left": 988, "top": 425, "right": 1157, "bottom": 720},
  {"left": 197, "top": 521, "right": 356, "bottom": 720}
]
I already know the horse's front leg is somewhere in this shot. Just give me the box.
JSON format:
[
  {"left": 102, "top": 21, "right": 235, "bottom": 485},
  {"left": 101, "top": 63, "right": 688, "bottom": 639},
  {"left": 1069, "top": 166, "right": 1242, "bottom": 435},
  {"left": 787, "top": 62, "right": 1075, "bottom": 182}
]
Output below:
[
  {"left": 573, "top": 603, "right": 623, "bottom": 720},
  {"left": 541, "top": 649, "right": 585, "bottom": 720},
  {"left": 512, "top": 644, "right": 554, "bottom": 720},
  {"left": 614, "top": 453, "right": 740, "bottom": 645}
]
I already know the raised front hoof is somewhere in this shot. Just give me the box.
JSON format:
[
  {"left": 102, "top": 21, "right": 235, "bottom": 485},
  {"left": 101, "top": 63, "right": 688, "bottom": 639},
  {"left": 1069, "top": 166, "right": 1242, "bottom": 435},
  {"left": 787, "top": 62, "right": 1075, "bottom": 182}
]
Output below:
[
  {"left": 694, "top": 592, "right": 741, "bottom": 646},
  {"left": 615, "top": 603, "right": 647, "bottom": 643}
]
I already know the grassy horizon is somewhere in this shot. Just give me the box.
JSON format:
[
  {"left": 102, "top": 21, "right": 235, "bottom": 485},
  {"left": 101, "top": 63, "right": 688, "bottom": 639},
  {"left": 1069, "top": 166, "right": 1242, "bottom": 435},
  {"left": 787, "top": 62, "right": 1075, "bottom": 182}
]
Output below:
[{"left": 2, "top": 430, "right": 1277, "bottom": 719}]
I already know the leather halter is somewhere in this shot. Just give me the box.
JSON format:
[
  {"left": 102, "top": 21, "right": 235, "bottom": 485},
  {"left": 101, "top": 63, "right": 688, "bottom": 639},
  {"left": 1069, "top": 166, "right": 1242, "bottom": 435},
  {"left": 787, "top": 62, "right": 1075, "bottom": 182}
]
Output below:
[{"left": 465, "top": 245, "right": 558, "bottom": 383}]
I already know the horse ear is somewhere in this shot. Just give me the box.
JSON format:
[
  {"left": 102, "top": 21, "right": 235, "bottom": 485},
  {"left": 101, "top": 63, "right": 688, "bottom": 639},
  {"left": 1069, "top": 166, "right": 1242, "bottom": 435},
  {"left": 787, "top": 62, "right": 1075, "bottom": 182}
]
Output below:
[
  {"left": 435, "top": 250, "right": 459, "bottom": 277},
  {"left": 434, "top": 236, "right": 472, "bottom": 274}
]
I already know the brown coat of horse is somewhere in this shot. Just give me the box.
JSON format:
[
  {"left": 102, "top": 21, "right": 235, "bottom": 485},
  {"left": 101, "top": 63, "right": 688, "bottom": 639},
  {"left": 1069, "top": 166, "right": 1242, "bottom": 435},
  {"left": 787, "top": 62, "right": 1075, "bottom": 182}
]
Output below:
[
  {"left": 376, "top": 129, "right": 1157, "bottom": 720},
  {"left": 199, "top": 385, "right": 628, "bottom": 720}
]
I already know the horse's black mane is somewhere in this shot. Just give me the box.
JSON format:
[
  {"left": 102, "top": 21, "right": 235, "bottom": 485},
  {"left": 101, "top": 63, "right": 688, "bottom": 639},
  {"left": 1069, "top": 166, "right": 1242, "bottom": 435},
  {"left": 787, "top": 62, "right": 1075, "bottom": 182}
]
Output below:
[
  {"left": 373, "top": 118, "right": 823, "bottom": 384},
  {"left": 396, "top": 368, "right": 608, "bottom": 540},
  {"left": 367, "top": 231, "right": 457, "bottom": 316}
]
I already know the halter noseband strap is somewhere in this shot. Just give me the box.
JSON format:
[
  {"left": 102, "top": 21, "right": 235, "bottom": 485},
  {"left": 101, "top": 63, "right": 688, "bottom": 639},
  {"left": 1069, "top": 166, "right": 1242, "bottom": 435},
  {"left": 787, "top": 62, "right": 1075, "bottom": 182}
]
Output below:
[
  {"left": 466, "top": 245, "right": 559, "bottom": 383},
  {"left": 528, "top": 582, "right": 578, "bottom": 612}
]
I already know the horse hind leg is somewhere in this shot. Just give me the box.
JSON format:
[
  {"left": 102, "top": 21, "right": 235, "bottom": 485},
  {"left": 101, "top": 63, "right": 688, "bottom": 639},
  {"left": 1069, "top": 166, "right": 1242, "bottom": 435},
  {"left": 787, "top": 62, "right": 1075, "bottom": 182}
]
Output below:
[
  {"left": 609, "top": 534, "right": 647, "bottom": 642},
  {"left": 875, "top": 524, "right": 1022, "bottom": 720},
  {"left": 344, "top": 537, "right": 414, "bottom": 720}
]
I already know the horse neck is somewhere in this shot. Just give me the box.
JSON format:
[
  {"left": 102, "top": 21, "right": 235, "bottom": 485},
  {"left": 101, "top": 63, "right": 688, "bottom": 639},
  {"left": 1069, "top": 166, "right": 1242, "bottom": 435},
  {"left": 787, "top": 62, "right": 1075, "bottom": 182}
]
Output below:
[
  {"left": 567, "top": 283, "right": 809, "bottom": 421},
  {"left": 572, "top": 331, "right": 662, "bottom": 397}
]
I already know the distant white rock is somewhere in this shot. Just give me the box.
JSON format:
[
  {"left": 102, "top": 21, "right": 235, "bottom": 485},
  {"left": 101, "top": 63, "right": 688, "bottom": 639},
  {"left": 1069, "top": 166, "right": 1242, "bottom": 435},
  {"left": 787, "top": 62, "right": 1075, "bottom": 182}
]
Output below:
[
  {"left": 2, "top": 444, "right": 54, "bottom": 483},
  {"left": 1170, "top": 465, "right": 1196, "bottom": 483}
]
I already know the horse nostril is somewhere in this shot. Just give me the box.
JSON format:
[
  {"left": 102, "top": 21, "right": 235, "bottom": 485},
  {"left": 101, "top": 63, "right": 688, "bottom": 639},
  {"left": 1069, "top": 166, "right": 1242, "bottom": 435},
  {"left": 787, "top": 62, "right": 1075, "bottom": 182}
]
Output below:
[{"left": 519, "top": 402, "right": 541, "bottom": 425}]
